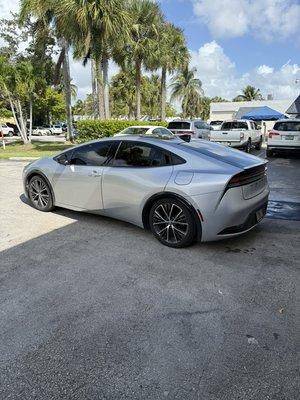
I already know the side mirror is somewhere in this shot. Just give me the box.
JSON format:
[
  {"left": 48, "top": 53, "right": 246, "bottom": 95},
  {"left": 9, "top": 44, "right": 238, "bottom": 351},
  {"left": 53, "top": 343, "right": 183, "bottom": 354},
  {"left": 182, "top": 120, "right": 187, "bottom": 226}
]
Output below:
[{"left": 55, "top": 154, "right": 69, "bottom": 165}]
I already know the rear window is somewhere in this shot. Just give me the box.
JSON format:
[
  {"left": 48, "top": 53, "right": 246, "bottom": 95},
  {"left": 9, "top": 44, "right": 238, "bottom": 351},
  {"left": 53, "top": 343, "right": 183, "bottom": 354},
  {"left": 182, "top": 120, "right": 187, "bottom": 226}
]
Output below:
[
  {"left": 210, "top": 121, "right": 223, "bottom": 126},
  {"left": 222, "top": 121, "right": 248, "bottom": 130},
  {"left": 273, "top": 121, "right": 300, "bottom": 132},
  {"left": 168, "top": 121, "right": 191, "bottom": 130}
]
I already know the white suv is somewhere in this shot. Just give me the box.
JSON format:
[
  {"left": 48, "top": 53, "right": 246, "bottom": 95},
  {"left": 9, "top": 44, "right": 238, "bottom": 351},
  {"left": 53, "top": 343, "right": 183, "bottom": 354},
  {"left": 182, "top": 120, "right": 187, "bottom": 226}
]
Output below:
[
  {"left": 0, "top": 124, "right": 14, "bottom": 137},
  {"left": 267, "top": 119, "right": 300, "bottom": 157}
]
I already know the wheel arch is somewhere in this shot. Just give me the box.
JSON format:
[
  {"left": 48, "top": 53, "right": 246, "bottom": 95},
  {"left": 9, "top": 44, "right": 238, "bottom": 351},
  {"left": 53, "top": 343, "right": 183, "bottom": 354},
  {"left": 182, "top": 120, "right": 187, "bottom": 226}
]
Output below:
[
  {"left": 142, "top": 191, "right": 202, "bottom": 241},
  {"left": 25, "top": 169, "right": 55, "bottom": 203}
]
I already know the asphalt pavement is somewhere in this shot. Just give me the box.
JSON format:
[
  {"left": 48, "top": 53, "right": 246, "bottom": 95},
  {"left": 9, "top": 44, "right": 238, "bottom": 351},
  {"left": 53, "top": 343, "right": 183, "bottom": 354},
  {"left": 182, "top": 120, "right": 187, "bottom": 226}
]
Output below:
[{"left": 0, "top": 150, "right": 299, "bottom": 400}]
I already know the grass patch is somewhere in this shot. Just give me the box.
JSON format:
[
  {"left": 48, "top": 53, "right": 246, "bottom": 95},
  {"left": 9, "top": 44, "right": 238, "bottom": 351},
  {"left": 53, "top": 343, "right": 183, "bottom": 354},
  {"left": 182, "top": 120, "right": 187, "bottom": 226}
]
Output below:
[{"left": 0, "top": 140, "right": 74, "bottom": 159}]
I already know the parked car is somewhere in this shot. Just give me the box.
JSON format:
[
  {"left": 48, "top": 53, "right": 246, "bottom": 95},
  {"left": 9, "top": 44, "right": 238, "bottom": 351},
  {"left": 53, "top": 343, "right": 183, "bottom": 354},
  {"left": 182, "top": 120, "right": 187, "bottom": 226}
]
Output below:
[
  {"left": 266, "top": 119, "right": 300, "bottom": 157},
  {"left": 209, "top": 120, "right": 223, "bottom": 130},
  {"left": 32, "top": 126, "right": 52, "bottom": 136},
  {"left": 167, "top": 119, "right": 211, "bottom": 141},
  {"left": 42, "top": 125, "right": 54, "bottom": 134},
  {"left": 52, "top": 124, "right": 63, "bottom": 135},
  {"left": 0, "top": 123, "right": 15, "bottom": 137},
  {"left": 114, "top": 126, "right": 174, "bottom": 137},
  {"left": 209, "top": 120, "right": 263, "bottom": 152},
  {"left": 23, "top": 135, "right": 269, "bottom": 248}
]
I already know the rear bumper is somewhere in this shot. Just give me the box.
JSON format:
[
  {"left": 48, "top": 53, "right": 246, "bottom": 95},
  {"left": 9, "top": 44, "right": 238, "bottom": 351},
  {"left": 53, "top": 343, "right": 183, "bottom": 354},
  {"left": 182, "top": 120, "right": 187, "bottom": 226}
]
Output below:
[
  {"left": 267, "top": 144, "right": 300, "bottom": 151},
  {"left": 191, "top": 184, "right": 269, "bottom": 242},
  {"left": 210, "top": 140, "right": 245, "bottom": 148}
]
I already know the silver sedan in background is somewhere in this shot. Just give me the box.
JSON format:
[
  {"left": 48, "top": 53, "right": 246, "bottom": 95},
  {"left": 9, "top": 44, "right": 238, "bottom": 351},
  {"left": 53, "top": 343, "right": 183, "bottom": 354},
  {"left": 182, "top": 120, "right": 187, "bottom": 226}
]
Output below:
[{"left": 23, "top": 135, "right": 269, "bottom": 247}]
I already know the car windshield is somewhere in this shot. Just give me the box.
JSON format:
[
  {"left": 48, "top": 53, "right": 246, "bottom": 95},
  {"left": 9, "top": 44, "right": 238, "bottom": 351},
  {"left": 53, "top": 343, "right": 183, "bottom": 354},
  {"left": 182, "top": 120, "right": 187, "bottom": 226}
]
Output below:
[
  {"left": 273, "top": 121, "right": 300, "bottom": 131},
  {"left": 168, "top": 121, "right": 191, "bottom": 130},
  {"left": 119, "top": 127, "right": 149, "bottom": 135}
]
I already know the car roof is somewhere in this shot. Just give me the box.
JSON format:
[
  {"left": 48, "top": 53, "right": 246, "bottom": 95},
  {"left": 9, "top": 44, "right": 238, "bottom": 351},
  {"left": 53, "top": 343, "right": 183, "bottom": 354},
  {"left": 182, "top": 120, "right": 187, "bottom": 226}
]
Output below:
[{"left": 124, "top": 125, "right": 166, "bottom": 129}]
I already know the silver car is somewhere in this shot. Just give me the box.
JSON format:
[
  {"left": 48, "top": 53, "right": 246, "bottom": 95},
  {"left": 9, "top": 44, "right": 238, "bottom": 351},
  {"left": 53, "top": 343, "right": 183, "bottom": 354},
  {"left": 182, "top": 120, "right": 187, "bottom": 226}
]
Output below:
[
  {"left": 23, "top": 135, "right": 269, "bottom": 247},
  {"left": 167, "top": 119, "right": 211, "bottom": 141}
]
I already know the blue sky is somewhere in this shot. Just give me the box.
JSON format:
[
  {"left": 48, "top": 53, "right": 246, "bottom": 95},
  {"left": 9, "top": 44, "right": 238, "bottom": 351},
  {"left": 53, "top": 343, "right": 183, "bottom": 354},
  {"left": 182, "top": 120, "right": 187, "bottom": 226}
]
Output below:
[{"left": 1, "top": 0, "right": 299, "bottom": 101}]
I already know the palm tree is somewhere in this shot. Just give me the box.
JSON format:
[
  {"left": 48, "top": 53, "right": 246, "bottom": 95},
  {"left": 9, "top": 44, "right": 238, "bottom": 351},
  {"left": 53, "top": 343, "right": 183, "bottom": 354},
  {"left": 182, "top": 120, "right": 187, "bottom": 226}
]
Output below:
[
  {"left": 116, "top": 0, "right": 162, "bottom": 120},
  {"left": 154, "top": 23, "right": 189, "bottom": 121},
  {"left": 63, "top": 0, "right": 130, "bottom": 120},
  {"left": 19, "top": 0, "right": 74, "bottom": 140},
  {"left": 170, "top": 66, "right": 204, "bottom": 118},
  {"left": 233, "top": 85, "right": 263, "bottom": 101}
]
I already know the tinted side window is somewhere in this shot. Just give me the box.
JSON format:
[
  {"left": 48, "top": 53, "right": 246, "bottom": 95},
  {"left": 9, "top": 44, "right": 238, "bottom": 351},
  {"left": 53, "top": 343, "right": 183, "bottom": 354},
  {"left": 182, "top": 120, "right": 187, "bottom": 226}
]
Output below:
[
  {"left": 274, "top": 121, "right": 300, "bottom": 131},
  {"left": 195, "top": 122, "right": 206, "bottom": 129},
  {"left": 70, "top": 141, "right": 113, "bottom": 166},
  {"left": 113, "top": 141, "right": 171, "bottom": 167}
]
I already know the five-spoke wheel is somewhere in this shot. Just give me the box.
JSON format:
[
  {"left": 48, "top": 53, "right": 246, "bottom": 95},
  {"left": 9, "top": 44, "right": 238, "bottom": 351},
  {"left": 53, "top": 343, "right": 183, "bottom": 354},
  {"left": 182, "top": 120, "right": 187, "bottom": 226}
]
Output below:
[{"left": 149, "top": 198, "right": 196, "bottom": 247}]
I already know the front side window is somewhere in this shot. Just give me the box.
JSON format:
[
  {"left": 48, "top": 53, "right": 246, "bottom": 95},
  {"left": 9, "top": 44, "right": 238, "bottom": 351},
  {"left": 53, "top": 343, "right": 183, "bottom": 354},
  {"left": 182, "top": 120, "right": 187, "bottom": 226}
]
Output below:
[
  {"left": 113, "top": 141, "right": 172, "bottom": 167},
  {"left": 70, "top": 141, "right": 113, "bottom": 166}
]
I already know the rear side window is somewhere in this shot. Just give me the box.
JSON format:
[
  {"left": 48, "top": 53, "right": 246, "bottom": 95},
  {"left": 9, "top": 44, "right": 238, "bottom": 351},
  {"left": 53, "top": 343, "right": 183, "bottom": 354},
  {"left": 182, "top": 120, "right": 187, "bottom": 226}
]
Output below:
[
  {"left": 168, "top": 121, "right": 191, "bottom": 130},
  {"left": 70, "top": 141, "right": 113, "bottom": 166},
  {"left": 194, "top": 122, "right": 206, "bottom": 129},
  {"left": 273, "top": 121, "right": 300, "bottom": 131}
]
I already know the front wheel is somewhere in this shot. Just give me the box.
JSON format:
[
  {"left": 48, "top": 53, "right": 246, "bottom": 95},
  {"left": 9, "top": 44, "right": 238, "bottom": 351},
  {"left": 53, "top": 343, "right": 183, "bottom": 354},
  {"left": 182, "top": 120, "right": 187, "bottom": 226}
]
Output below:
[
  {"left": 28, "top": 175, "right": 54, "bottom": 212},
  {"left": 149, "top": 198, "right": 197, "bottom": 248}
]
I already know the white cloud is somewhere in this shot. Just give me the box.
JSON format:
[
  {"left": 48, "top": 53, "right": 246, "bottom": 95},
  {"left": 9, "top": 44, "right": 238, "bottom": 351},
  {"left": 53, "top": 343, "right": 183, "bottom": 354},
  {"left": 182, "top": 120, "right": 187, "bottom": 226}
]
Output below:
[
  {"left": 190, "top": 41, "right": 300, "bottom": 100},
  {"left": 192, "top": 0, "right": 300, "bottom": 41}
]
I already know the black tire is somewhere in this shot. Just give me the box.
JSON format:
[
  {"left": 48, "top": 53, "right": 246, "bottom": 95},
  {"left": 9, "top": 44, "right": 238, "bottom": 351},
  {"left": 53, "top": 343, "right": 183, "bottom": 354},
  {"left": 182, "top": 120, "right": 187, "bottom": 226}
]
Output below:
[
  {"left": 149, "top": 197, "right": 197, "bottom": 248},
  {"left": 8, "top": 131, "right": 14, "bottom": 137},
  {"left": 255, "top": 136, "right": 263, "bottom": 150},
  {"left": 28, "top": 175, "right": 54, "bottom": 212},
  {"left": 266, "top": 149, "right": 274, "bottom": 158},
  {"left": 245, "top": 139, "right": 251, "bottom": 153}
]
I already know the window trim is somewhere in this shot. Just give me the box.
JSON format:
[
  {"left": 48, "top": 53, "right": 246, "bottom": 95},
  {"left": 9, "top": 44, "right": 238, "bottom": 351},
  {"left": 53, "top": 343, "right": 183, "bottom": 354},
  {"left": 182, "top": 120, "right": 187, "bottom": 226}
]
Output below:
[{"left": 109, "top": 140, "right": 185, "bottom": 168}]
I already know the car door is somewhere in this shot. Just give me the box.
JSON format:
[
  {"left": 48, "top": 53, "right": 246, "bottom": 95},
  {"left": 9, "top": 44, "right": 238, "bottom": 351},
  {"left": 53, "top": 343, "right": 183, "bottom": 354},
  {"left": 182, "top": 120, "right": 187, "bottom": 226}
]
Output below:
[
  {"left": 52, "top": 141, "right": 115, "bottom": 210},
  {"left": 102, "top": 140, "right": 174, "bottom": 226}
]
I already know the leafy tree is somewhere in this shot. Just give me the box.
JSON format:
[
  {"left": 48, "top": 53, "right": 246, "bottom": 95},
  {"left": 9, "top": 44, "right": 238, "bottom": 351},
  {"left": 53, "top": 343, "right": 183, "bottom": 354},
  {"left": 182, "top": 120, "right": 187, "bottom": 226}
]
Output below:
[
  {"left": 170, "top": 66, "right": 204, "bottom": 118},
  {"left": 114, "top": 0, "right": 163, "bottom": 120},
  {"left": 233, "top": 85, "right": 263, "bottom": 101}
]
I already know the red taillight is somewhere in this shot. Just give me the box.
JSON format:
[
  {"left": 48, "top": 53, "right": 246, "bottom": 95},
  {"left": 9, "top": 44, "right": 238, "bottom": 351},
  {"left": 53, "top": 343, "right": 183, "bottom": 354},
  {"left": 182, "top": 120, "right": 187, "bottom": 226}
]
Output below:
[
  {"left": 227, "top": 165, "right": 267, "bottom": 189},
  {"left": 268, "top": 131, "right": 279, "bottom": 139}
]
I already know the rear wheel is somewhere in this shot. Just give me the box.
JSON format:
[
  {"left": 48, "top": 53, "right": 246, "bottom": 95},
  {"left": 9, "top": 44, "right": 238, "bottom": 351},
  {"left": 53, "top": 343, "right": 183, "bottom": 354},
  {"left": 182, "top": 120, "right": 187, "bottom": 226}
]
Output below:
[
  {"left": 149, "top": 198, "right": 196, "bottom": 248},
  {"left": 8, "top": 131, "right": 13, "bottom": 137},
  {"left": 266, "top": 148, "right": 274, "bottom": 158},
  {"left": 28, "top": 175, "right": 54, "bottom": 212},
  {"left": 245, "top": 139, "right": 251, "bottom": 153},
  {"left": 255, "top": 136, "right": 263, "bottom": 150}
]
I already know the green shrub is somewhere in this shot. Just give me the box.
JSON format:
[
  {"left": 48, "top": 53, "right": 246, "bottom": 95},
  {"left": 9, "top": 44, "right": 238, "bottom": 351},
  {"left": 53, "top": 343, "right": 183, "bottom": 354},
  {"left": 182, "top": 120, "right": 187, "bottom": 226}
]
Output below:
[{"left": 76, "top": 119, "right": 168, "bottom": 142}]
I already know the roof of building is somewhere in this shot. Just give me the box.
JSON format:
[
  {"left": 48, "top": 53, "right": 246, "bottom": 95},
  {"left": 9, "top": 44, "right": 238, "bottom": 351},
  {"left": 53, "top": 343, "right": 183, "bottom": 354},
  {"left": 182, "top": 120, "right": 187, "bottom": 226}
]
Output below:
[
  {"left": 286, "top": 95, "right": 300, "bottom": 115},
  {"left": 210, "top": 99, "right": 294, "bottom": 115}
]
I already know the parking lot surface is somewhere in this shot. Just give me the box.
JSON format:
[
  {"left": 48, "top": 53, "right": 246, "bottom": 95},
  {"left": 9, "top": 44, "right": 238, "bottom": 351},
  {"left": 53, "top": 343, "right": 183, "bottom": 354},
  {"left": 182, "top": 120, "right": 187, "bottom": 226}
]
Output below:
[{"left": 0, "top": 151, "right": 299, "bottom": 399}]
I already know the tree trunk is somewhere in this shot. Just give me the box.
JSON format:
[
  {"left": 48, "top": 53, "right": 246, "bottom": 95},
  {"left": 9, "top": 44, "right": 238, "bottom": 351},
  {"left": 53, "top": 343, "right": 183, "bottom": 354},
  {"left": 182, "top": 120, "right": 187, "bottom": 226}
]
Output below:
[
  {"left": 102, "top": 54, "right": 110, "bottom": 120},
  {"left": 91, "top": 58, "right": 98, "bottom": 119},
  {"left": 135, "top": 59, "right": 141, "bottom": 120},
  {"left": 96, "top": 61, "right": 105, "bottom": 119},
  {"left": 62, "top": 38, "right": 73, "bottom": 141},
  {"left": 160, "top": 67, "right": 167, "bottom": 121},
  {"left": 29, "top": 97, "right": 33, "bottom": 143},
  {"left": 16, "top": 99, "right": 28, "bottom": 143}
]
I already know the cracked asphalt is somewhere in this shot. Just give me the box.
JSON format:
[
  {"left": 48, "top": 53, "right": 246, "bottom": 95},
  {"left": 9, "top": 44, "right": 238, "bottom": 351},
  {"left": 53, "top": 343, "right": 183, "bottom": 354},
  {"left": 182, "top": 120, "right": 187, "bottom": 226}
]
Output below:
[{"left": 0, "top": 150, "right": 299, "bottom": 399}]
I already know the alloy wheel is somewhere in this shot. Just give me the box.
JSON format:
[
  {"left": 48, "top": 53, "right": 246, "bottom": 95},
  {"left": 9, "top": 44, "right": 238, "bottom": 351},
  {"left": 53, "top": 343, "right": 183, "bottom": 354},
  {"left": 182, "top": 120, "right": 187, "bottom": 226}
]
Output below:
[
  {"left": 152, "top": 202, "right": 189, "bottom": 244},
  {"left": 28, "top": 177, "right": 50, "bottom": 209}
]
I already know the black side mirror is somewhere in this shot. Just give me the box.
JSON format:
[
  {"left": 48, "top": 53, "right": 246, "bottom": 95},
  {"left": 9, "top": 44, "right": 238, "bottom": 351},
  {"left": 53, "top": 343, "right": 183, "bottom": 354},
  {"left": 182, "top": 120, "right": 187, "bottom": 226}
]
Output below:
[{"left": 55, "top": 154, "right": 69, "bottom": 165}]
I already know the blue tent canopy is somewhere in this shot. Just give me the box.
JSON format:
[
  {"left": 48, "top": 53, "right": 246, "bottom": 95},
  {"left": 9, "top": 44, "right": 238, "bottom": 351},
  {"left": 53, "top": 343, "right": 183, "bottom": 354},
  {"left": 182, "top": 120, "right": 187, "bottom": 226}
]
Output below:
[{"left": 241, "top": 106, "right": 287, "bottom": 121}]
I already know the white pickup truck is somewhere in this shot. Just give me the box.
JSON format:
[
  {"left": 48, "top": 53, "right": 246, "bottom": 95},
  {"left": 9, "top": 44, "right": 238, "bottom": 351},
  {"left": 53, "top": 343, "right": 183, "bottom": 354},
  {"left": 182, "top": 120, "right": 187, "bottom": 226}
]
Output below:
[
  {"left": 209, "top": 120, "right": 263, "bottom": 152},
  {"left": 0, "top": 123, "right": 15, "bottom": 137}
]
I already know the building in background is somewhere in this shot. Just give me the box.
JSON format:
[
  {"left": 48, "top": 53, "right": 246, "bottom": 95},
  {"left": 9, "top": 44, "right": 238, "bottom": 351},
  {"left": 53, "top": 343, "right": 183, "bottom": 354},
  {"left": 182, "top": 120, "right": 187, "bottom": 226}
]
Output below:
[{"left": 210, "top": 96, "right": 300, "bottom": 122}]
